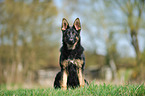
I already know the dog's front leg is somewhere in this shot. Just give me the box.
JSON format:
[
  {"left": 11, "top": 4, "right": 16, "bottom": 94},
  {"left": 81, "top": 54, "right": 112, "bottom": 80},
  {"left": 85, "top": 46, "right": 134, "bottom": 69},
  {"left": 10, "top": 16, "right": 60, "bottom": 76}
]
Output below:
[
  {"left": 78, "top": 68, "right": 84, "bottom": 87},
  {"left": 61, "top": 60, "right": 68, "bottom": 90},
  {"left": 61, "top": 70, "right": 67, "bottom": 90},
  {"left": 75, "top": 59, "right": 85, "bottom": 87}
]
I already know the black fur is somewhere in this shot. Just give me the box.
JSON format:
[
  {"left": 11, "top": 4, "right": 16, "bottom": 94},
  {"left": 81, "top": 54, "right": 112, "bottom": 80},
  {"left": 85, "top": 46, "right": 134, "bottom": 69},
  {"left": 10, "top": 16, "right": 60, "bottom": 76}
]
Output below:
[{"left": 54, "top": 18, "right": 88, "bottom": 89}]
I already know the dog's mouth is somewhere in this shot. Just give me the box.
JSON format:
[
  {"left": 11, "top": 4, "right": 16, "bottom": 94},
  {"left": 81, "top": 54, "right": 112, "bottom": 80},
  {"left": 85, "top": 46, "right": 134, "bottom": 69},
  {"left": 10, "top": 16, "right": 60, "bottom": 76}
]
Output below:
[
  {"left": 68, "top": 41, "right": 74, "bottom": 45},
  {"left": 67, "top": 41, "right": 77, "bottom": 50},
  {"left": 68, "top": 39, "right": 75, "bottom": 45}
]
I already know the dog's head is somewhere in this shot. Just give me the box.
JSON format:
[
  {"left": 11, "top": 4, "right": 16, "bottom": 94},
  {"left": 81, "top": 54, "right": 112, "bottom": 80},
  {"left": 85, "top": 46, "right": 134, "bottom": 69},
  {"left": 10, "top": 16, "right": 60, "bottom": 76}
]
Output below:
[{"left": 61, "top": 18, "right": 81, "bottom": 50}]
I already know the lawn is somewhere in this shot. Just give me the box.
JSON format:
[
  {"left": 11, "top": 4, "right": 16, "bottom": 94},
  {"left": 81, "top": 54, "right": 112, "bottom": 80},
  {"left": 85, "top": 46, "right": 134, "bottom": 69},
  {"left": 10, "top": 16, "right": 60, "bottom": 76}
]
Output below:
[{"left": 0, "top": 83, "right": 145, "bottom": 96}]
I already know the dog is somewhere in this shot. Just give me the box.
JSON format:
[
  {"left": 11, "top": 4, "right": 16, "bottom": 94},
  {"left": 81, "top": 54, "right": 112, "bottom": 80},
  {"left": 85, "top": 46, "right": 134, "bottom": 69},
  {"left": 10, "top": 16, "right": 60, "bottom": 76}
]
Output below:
[{"left": 54, "top": 18, "right": 88, "bottom": 89}]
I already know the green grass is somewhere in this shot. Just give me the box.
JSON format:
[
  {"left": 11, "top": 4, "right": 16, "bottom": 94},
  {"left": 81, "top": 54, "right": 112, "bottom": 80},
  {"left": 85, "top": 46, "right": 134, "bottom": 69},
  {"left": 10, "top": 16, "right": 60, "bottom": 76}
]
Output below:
[{"left": 0, "top": 83, "right": 145, "bottom": 96}]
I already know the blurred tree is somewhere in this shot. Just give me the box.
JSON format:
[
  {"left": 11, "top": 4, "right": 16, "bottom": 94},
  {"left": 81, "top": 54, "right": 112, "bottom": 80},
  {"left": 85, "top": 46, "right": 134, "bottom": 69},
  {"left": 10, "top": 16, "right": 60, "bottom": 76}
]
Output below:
[
  {"left": 111, "top": 0, "right": 145, "bottom": 80},
  {"left": 0, "top": 0, "right": 58, "bottom": 84},
  {"left": 105, "top": 31, "right": 119, "bottom": 80}
]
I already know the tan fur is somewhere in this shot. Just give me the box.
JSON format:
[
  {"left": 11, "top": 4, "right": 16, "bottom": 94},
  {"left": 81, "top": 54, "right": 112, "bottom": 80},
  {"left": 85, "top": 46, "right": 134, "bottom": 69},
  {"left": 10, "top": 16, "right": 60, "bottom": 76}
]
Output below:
[
  {"left": 73, "top": 18, "right": 81, "bottom": 31},
  {"left": 67, "top": 41, "right": 77, "bottom": 50},
  {"left": 61, "top": 70, "right": 68, "bottom": 90},
  {"left": 60, "top": 60, "right": 68, "bottom": 90},
  {"left": 78, "top": 68, "right": 85, "bottom": 87},
  {"left": 74, "top": 59, "right": 83, "bottom": 67},
  {"left": 74, "top": 59, "right": 84, "bottom": 87},
  {"left": 62, "top": 18, "right": 69, "bottom": 31},
  {"left": 61, "top": 60, "right": 69, "bottom": 69},
  {"left": 61, "top": 59, "right": 85, "bottom": 89}
]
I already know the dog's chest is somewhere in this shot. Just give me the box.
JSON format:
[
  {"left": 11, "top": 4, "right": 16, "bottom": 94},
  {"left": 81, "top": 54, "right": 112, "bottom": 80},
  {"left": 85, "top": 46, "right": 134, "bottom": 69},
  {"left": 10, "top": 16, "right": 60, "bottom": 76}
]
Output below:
[
  {"left": 66, "top": 51, "right": 80, "bottom": 60},
  {"left": 68, "top": 54, "right": 77, "bottom": 60}
]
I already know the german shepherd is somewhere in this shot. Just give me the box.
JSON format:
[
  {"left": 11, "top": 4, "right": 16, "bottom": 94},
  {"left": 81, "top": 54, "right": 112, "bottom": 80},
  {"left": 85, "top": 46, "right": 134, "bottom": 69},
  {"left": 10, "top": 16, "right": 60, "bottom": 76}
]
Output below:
[{"left": 54, "top": 18, "right": 88, "bottom": 89}]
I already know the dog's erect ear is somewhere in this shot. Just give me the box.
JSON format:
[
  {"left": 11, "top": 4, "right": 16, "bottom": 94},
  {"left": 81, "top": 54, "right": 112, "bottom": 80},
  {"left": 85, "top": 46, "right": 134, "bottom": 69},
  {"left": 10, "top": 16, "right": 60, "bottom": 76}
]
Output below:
[
  {"left": 61, "top": 18, "right": 69, "bottom": 31},
  {"left": 73, "top": 18, "right": 81, "bottom": 31}
]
